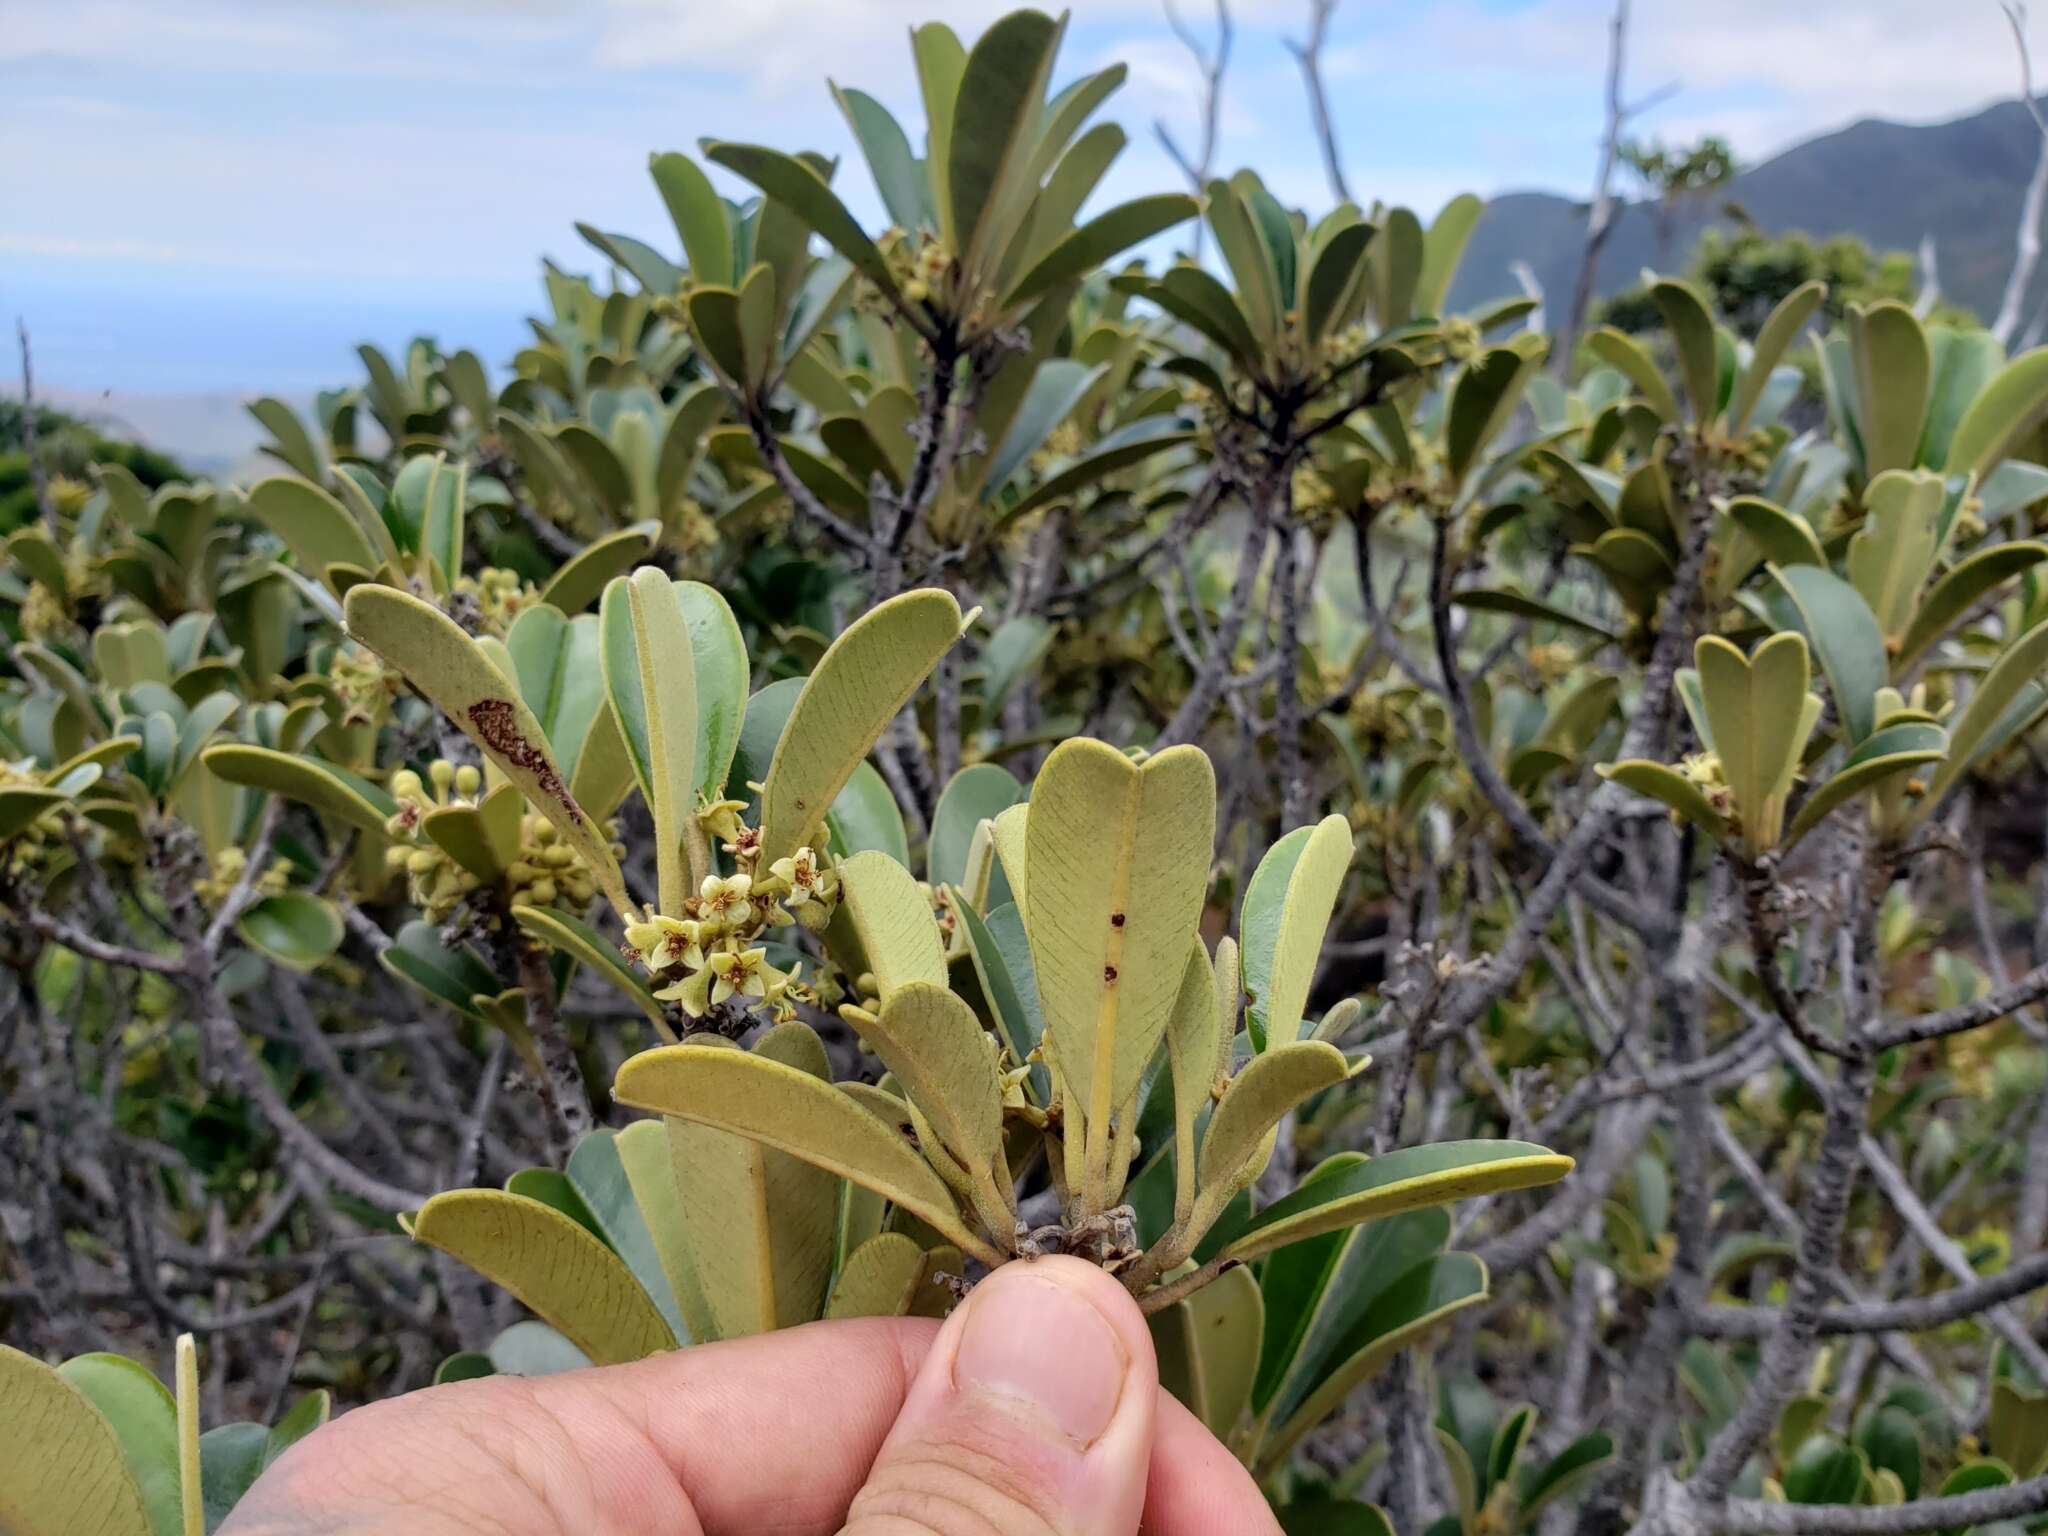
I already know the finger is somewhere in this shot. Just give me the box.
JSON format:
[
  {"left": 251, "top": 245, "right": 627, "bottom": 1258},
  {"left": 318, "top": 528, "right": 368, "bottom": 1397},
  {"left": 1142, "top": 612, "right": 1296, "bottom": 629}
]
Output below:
[
  {"left": 840, "top": 1255, "right": 1155, "bottom": 1535},
  {"left": 1142, "top": 1389, "right": 1283, "bottom": 1536}
]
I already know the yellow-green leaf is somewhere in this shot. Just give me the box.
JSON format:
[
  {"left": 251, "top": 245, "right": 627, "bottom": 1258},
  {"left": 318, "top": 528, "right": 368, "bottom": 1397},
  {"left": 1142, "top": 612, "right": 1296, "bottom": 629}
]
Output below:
[
  {"left": 830, "top": 850, "right": 947, "bottom": 999},
  {"left": 173, "top": 1337, "right": 200, "bottom": 1536},
  {"left": 661, "top": 1027, "right": 839, "bottom": 1339},
  {"left": 1199, "top": 1040, "right": 1353, "bottom": 1195},
  {"left": 0, "top": 1345, "right": 155, "bottom": 1536},
  {"left": 850, "top": 980, "right": 1008, "bottom": 1232},
  {"left": 1024, "top": 738, "right": 1215, "bottom": 1193},
  {"left": 1165, "top": 939, "right": 1221, "bottom": 1226},
  {"left": 408, "top": 1189, "right": 675, "bottom": 1365},
  {"left": 613, "top": 1041, "right": 997, "bottom": 1264},
  {"left": 1848, "top": 469, "right": 1944, "bottom": 643},
  {"left": 1730, "top": 280, "right": 1825, "bottom": 433},
  {"left": 826, "top": 1232, "right": 957, "bottom": 1320},
  {"left": 1586, "top": 328, "right": 1681, "bottom": 425},
  {"left": 1848, "top": 301, "right": 1931, "bottom": 478},
  {"left": 758, "top": 588, "right": 964, "bottom": 867},
  {"left": 513, "top": 904, "right": 671, "bottom": 1039},
  {"left": 613, "top": 1118, "right": 716, "bottom": 1345},
  {"left": 1218, "top": 1141, "right": 1574, "bottom": 1262},
  {"left": 1696, "top": 633, "right": 1814, "bottom": 853}
]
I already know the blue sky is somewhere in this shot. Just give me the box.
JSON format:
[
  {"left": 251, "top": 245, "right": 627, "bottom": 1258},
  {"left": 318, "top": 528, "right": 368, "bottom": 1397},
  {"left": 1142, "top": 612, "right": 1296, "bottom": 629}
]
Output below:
[{"left": 2, "top": 0, "right": 2034, "bottom": 399}]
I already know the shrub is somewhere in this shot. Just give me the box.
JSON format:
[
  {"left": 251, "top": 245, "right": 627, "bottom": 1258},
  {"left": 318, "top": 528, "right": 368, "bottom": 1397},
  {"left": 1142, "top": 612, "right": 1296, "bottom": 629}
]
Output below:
[{"left": 8, "top": 11, "right": 2048, "bottom": 1535}]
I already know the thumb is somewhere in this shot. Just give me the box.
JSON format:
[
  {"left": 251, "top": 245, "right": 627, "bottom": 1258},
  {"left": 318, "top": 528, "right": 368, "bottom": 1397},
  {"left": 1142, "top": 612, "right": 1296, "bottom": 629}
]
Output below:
[{"left": 844, "top": 1253, "right": 1156, "bottom": 1536}]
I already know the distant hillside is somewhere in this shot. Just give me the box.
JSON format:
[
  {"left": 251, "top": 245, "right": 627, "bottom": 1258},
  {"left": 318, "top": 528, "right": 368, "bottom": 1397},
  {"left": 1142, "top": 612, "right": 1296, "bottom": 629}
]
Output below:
[{"left": 1448, "top": 96, "right": 2048, "bottom": 325}]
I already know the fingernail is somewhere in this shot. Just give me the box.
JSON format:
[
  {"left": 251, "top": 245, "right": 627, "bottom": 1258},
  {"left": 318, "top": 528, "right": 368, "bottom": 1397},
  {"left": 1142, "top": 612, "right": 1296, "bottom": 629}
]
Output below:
[{"left": 952, "top": 1269, "right": 1129, "bottom": 1446}]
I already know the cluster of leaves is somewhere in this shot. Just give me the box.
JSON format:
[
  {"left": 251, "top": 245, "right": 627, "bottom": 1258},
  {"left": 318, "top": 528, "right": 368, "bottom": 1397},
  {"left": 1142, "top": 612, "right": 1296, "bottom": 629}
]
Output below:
[{"left": 15, "top": 10, "right": 2048, "bottom": 1536}]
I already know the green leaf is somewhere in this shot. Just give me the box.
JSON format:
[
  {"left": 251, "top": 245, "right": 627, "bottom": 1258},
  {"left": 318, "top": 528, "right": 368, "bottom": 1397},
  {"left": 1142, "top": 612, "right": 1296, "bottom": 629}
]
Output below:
[
  {"left": 649, "top": 151, "right": 731, "bottom": 288},
  {"left": 1150, "top": 1258, "right": 1263, "bottom": 1441},
  {"left": 1449, "top": 589, "right": 1617, "bottom": 643},
  {"left": 1241, "top": 815, "right": 1353, "bottom": 1049},
  {"left": 408, "top": 1188, "right": 676, "bottom": 1365},
  {"left": 956, "top": 896, "right": 1048, "bottom": 1103},
  {"left": 1946, "top": 346, "right": 2048, "bottom": 478},
  {"left": 1161, "top": 938, "right": 1222, "bottom": 1223},
  {"left": 1198, "top": 1041, "right": 1354, "bottom": 1197},
  {"left": 1417, "top": 193, "right": 1483, "bottom": 318},
  {"left": 1784, "top": 720, "right": 1946, "bottom": 847},
  {"left": 912, "top": 22, "right": 967, "bottom": 245},
  {"left": 235, "top": 893, "right": 343, "bottom": 973},
  {"left": 1784, "top": 1433, "right": 1868, "bottom": 1504},
  {"left": 344, "top": 585, "right": 628, "bottom": 914},
  {"left": 0, "top": 1345, "right": 155, "bottom": 1536},
  {"left": 613, "top": 1041, "right": 995, "bottom": 1264},
  {"left": 929, "top": 763, "right": 1024, "bottom": 895},
  {"left": 1255, "top": 1201, "right": 1451, "bottom": 1430},
  {"left": 832, "top": 850, "right": 948, "bottom": 1000},
  {"left": 244, "top": 479, "right": 378, "bottom": 585},
  {"left": 1848, "top": 302, "right": 1931, "bottom": 477},
  {"left": 1586, "top": 328, "right": 1681, "bottom": 424},
  {"left": 1278, "top": 1502, "right": 1396, "bottom": 1536},
  {"left": 504, "top": 605, "right": 609, "bottom": 788},
  {"left": 514, "top": 905, "right": 669, "bottom": 1037},
  {"left": 1207, "top": 179, "right": 1283, "bottom": 342},
  {"left": 758, "top": 587, "right": 963, "bottom": 868},
  {"left": 201, "top": 745, "right": 394, "bottom": 836},
  {"left": 1215, "top": 1140, "right": 1574, "bottom": 1262},
  {"left": 1148, "top": 265, "right": 1263, "bottom": 370},
  {"left": 1518, "top": 1433, "right": 1616, "bottom": 1524},
  {"left": 1650, "top": 280, "right": 1720, "bottom": 423},
  {"left": 948, "top": 10, "right": 1064, "bottom": 272},
  {"left": 831, "top": 86, "right": 926, "bottom": 232},
  {"left": 1261, "top": 1253, "right": 1490, "bottom": 1474},
  {"left": 1919, "top": 328, "right": 2006, "bottom": 471},
  {"left": 538, "top": 524, "right": 659, "bottom": 616},
  {"left": 1729, "top": 280, "right": 1825, "bottom": 433},
  {"left": 1918, "top": 618, "right": 2048, "bottom": 811},
  {"left": 1006, "top": 194, "right": 1198, "bottom": 307},
  {"left": 57, "top": 1352, "right": 181, "bottom": 1536},
  {"left": 600, "top": 569, "right": 699, "bottom": 912},
  {"left": 824, "top": 761, "right": 911, "bottom": 865},
  {"left": 378, "top": 921, "right": 500, "bottom": 1019},
  {"left": 1726, "top": 496, "right": 1826, "bottom": 572},
  {"left": 687, "top": 285, "right": 748, "bottom": 386},
  {"left": 1897, "top": 542, "right": 2048, "bottom": 669},
  {"left": 1764, "top": 564, "right": 1889, "bottom": 745},
  {"left": 614, "top": 1118, "right": 716, "bottom": 1345},
  {"left": 1989, "top": 1381, "right": 2048, "bottom": 1479},
  {"left": 1369, "top": 207, "right": 1424, "bottom": 328},
  {"left": 705, "top": 146, "right": 900, "bottom": 306},
  {"left": 1857, "top": 1404, "right": 1926, "bottom": 1499},
  {"left": 1447, "top": 347, "right": 1541, "bottom": 489},
  {"left": 1024, "top": 738, "right": 1215, "bottom": 1192}
]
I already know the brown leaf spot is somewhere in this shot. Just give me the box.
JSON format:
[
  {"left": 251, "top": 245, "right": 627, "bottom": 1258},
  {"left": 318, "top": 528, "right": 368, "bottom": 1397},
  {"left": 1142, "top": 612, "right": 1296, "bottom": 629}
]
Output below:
[
  {"left": 1103, "top": 964, "right": 1119, "bottom": 984},
  {"left": 467, "top": 698, "right": 580, "bottom": 818},
  {"left": 1109, "top": 912, "right": 1125, "bottom": 928}
]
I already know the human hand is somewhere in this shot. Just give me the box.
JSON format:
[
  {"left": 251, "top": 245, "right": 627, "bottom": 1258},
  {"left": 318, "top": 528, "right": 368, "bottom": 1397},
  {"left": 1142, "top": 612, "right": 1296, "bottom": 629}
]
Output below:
[{"left": 220, "top": 1254, "right": 1281, "bottom": 1535}]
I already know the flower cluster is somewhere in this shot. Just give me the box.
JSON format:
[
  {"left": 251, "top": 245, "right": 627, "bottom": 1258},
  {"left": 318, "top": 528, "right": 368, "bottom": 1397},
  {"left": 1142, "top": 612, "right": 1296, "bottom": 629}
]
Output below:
[
  {"left": 382, "top": 759, "right": 613, "bottom": 924},
  {"left": 450, "top": 566, "right": 535, "bottom": 637},
  {"left": 624, "top": 841, "right": 841, "bottom": 1024},
  {"left": 327, "top": 646, "right": 400, "bottom": 730},
  {"left": 194, "top": 845, "right": 289, "bottom": 909}
]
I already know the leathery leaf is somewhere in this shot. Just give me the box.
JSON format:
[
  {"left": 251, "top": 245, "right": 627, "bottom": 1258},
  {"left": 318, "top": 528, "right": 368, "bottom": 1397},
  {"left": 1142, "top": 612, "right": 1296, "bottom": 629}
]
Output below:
[
  {"left": 1241, "top": 814, "right": 1353, "bottom": 1049},
  {"left": 826, "top": 1231, "right": 960, "bottom": 1321},
  {"left": 831, "top": 849, "right": 948, "bottom": 998},
  {"left": 1150, "top": 1259, "right": 1263, "bottom": 1442},
  {"left": 1198, "top": 1040, "right": 1355, "bottom": 1199},
  {"left": 600, "top": 569, "right": 700, "bottom": 912},
  {"left": 660, "top": 1026, "right": 840, "bottom": 1340},
  {"left": 848, "top": 980, "right": 1006, "bottom": 1199},
  {"left": 613, "top": 1040, "right": 999, "bottom": 1265},
  {"left": 0, "top": 1344, "right": 154, "bottom": 1536},
  {"left": 407, "top": 1188, "right": 676, "bottom": 1365},
  {"left": 758, "top": 588, "right": 964, "bottom": 867},
  {"left": 1023, "top": 738, "right": 1216, "bottom": 1199}
]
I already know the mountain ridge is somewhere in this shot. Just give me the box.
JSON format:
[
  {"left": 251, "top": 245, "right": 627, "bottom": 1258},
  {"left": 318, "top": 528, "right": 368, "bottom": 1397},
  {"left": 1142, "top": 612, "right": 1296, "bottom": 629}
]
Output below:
[{"left": 1446, "top": 95, "right": 2048, "bottom": 327}]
